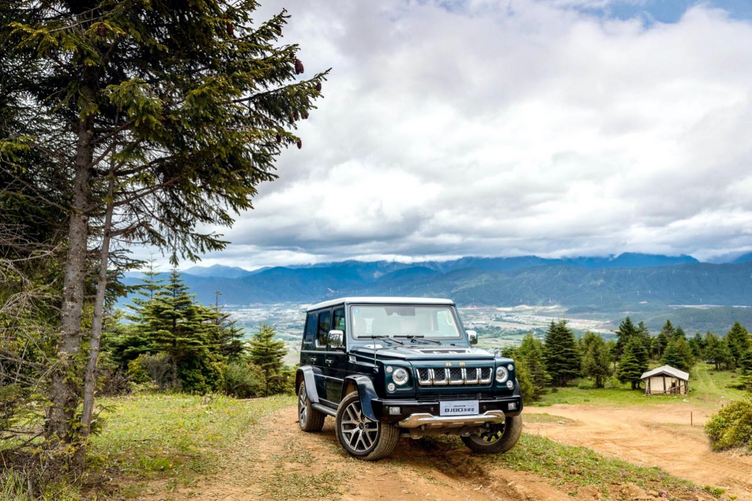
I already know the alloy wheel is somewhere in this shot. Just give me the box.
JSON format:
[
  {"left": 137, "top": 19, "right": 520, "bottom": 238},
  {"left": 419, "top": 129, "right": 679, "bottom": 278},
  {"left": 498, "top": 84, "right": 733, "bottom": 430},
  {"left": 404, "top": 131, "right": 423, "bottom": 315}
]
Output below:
[{"left": 339, "top": 399, "right": 379, "bottom": 453}]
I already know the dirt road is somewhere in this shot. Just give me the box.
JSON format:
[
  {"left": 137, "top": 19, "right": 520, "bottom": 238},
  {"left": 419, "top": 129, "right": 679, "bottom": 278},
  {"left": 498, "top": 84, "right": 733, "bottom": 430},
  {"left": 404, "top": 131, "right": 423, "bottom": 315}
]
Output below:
[
  {"left": 525, "top": 404, "right": 752, "bottom": 500},
  {"left": 137, "top": 404, "right": 731, "bottom": 501},
  {"left": 146, "top": 406, "right": 573, "bottom": 501}
]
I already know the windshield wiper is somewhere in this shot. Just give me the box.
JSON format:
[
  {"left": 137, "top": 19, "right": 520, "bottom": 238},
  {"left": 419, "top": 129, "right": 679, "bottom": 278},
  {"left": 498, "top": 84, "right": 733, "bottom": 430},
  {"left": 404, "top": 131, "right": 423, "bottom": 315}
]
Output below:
[
  {"left": 393, "top": 335, "right": 441, "bottom": 345},
  {"left": 360, "top": 335, "right": 404, "bottom": 346}
]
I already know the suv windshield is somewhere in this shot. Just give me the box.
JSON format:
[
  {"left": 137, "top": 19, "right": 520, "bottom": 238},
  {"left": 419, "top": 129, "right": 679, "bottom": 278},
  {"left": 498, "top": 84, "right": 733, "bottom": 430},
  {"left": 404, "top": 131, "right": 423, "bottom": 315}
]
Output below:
[{"left": 350, "top": 305, "right": 461, "bottom": 339}]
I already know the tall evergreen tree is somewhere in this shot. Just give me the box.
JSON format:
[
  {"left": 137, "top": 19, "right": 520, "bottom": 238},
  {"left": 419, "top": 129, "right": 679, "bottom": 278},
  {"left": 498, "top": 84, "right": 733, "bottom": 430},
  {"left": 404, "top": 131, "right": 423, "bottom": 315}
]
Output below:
[
  {"left": 617, "top": 339, "right": 646, "bottom": 390},
  {"left": 517, "top": 333, "right": 551, "bottom": 399},
  {"left": 614, "top": 316, "right": 638, "bottom": 359},
  {"left": 689, "top": 332, "right": 705, "bottom": 360},
  {"left": 3, "top": 0, "right": 327, "bottom": 467},
  {"left": 582, "top": 333, "right": 610, "bottom": 388},
  {"left": 653, "top": 329, "right": 670, "bottom": 359},
  {"left": 705, "top": 332, "right": 733, "bottom": 370},
  {"left": 139, "top": 269, "right": 218, "bottom": 390},
  {"left": 662, "top": 337, "right": 694, "bottom": 372},
  {"left": 674, "top": 326, "right": 687, "bottom": 340},
  {"left": 726, "top": 322, "right": 750, "bottom": 367},
  {"left": 249, "top": 323, "right": 287, "bottom": 397},
  {"left": 544, "top": 320, "right": 580, "bottom": 387}
]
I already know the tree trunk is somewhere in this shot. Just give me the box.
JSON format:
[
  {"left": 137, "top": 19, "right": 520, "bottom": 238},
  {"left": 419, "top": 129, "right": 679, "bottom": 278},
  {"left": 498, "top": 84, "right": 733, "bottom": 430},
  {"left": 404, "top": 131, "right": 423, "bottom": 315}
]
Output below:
[
  {"left": 76, "top": 170, "right": 115, "bottom": 470},
  {"left": 47, "top": 119, "right": 93, "bottom": 449}
]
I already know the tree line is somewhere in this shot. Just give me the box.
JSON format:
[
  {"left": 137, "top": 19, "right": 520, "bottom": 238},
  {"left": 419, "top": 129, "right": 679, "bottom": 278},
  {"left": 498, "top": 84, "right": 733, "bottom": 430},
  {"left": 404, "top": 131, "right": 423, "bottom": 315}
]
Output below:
[
  {"left": 102, "top": 265, "right": 292, "bottom": 398},
  {"left": 501, "top": 318, "right": 752, "bottom": 403}
]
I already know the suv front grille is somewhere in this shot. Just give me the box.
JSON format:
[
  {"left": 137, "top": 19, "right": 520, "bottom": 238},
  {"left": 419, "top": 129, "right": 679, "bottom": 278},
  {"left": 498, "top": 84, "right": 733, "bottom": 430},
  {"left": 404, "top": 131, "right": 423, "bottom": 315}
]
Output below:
[{"left": 416, "top": 367, "right": 493, "bottom": 386}]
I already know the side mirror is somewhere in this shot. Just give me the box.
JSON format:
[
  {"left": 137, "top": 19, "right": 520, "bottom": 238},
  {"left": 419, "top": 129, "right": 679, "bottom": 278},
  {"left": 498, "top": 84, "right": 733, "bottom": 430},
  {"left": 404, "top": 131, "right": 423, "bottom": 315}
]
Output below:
[
  {"left": 466, "top": 330, "right": 478, "bottom": 345},
  {"left": 328, "top": 329, "right": 344, "bottom": 349}
]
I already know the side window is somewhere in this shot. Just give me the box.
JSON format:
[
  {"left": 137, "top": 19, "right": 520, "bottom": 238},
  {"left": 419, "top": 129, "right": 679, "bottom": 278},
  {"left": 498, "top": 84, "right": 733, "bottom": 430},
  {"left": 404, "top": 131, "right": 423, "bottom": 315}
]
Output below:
[
  {"left": 333, "top": 308, "right": 346, "bottom": 334},
  {"left": 316, "top": 310, "right": 331, "bottom": 349},
  {"left": 332, "top": 308, "right": 346, "bottom": 350},
  {"left": 303, "top": 311, "right": 318, "bottom": 347}
]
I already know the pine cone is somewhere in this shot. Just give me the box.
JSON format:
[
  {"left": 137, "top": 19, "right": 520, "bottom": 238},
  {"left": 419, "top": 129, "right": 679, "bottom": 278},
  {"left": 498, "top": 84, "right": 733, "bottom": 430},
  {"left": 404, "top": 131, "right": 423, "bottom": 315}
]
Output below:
[
  {"left": 302, "top": 111, "right": 309, "bottom": 120},
  {"left": 295, "top": 59, "right": 304, "bottom": 74},
  {"left": 276, "top": 133, "right": 281, "bottom": 144},
  {"left": 227, "top": 23, "right": 234, "bottom": 37},
  {"left": 271, "top": 23, "right": 282, "bottom": 35},
  {"left": 293, "top": 111, "right": 299, "bottom": 121},
  {"left": 98, "top": 24, "right": 105, "bottom": 36},
  {"left": 297, "top": 139, "right": 302, "bottom": 149},
  {"left": 315, "top": 81, "right": 322, "bottom": 92}
]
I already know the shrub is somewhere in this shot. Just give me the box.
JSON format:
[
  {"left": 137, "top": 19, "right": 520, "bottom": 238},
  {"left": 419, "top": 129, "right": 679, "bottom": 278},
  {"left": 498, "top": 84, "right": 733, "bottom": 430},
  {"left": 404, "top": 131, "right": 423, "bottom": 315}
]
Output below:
[
  {"left": 222, "top": 361, "right": 264, "bottom": 398},
  {"left": 128, "top": 353, "right": 173, "bottom": 389},
  {"left": 705, "top": 398, "right": 752, "bottom": 451}
]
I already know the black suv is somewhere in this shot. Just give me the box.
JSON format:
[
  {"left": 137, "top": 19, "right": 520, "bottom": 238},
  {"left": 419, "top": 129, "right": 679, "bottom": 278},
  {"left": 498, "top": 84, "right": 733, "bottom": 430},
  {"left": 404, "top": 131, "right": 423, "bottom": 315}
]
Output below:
[{"left": 295, "top": 297, "right": 523, "bottom": 460}]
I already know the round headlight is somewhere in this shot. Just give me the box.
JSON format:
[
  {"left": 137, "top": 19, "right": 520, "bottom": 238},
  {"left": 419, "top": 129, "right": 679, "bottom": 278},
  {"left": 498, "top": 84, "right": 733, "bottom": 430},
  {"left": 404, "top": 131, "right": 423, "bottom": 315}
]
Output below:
[
  {"left": 386, "top": 366, "right": 394, "bottom": 373},
  {"left": 507, "top": 364, "right": 514, "bottom": 371},
  {"left": 387, "top": 383, "right": 396, "bottom": 392},
  {"left": 495, "top": 366, "right": 509, "bottom": 383},
  {"left": 506, "top": 380, "right": 515, "bottom": 389},
  {"left": 392, "top": 368, "right": 409, "bottom": 385}
]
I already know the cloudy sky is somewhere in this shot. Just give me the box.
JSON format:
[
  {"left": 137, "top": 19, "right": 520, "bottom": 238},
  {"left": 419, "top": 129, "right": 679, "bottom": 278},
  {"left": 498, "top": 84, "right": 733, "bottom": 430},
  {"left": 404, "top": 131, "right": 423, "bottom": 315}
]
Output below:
[{"left": 176, "top": 0, "right": 752, "bottom": 269}]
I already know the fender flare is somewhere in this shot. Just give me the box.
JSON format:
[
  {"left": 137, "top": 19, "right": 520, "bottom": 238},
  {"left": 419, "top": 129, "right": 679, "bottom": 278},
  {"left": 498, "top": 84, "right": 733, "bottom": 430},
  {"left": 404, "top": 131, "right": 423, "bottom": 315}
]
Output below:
[
  {"left": 295, "top": 366, "right": 319, "bottom": 405},
  {"left": 343, "top": 374, "right": 379, "bottom": 421}
]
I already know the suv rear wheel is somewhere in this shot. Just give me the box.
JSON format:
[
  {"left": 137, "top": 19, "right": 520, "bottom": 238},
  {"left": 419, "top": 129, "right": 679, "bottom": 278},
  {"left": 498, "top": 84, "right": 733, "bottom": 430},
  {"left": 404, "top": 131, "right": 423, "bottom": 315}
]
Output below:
[
  {"left": 335, "top": 391, "right": 399, "bottom": 461},
  {"left": 298, "top": 382, "right": 325, "bottom": 432},
  {"left": 461, "top": 415, "right": 522, "bottom": 454}
]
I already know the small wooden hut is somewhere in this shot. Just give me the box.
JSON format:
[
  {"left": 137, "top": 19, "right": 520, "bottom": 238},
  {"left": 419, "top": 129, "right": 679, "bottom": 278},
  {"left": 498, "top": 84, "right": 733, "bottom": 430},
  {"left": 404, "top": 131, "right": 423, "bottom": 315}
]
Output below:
[{"left": 640, "top": 365, "right": 689, "bottom": 395}]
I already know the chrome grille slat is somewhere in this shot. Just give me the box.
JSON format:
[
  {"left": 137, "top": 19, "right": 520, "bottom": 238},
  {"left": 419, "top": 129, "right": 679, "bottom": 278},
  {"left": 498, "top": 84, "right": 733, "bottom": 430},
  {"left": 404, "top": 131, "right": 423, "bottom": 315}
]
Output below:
[{"left": 417, "top": 365, "right": 494, "bottom": 386}]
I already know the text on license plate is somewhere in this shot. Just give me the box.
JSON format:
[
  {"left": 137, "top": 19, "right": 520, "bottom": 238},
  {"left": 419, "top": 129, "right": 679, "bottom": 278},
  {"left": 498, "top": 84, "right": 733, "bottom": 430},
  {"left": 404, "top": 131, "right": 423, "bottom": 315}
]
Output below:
[{"left": 440, "top": 400, "right": 479, "bottom": 416}]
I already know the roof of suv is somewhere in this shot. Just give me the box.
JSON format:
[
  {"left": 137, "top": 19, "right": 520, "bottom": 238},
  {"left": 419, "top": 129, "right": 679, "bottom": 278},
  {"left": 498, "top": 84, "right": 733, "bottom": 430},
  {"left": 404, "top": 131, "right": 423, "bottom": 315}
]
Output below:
[{"left": 306, "top": 296, "right": 455, "bottom": 312}]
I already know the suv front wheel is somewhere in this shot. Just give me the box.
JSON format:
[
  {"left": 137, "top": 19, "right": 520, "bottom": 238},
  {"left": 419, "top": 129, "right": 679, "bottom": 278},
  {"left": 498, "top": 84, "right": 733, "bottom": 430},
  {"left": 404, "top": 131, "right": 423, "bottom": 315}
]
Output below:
[
  {"left": 461, "top": 415, "right": 522, "bottom": 454},
  {"left": 335, "top": 391, "right": 399, "bottom": 461}
]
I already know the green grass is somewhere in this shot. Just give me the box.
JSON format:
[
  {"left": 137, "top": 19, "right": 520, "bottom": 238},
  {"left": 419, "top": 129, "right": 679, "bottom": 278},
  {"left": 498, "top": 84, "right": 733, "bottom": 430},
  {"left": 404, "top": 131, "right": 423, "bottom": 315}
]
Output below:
[
  {"left": 424, "top": 433, "right": 719, "bottom": 500},
  {"left": 535, "top": 363, "right": 748, "bottom": 408},
  {"left": 89, "top": 392, "right": 293, "bottom": 477},
  {"left": 499, "top": 434, "right": 717, "bottom": 499}
]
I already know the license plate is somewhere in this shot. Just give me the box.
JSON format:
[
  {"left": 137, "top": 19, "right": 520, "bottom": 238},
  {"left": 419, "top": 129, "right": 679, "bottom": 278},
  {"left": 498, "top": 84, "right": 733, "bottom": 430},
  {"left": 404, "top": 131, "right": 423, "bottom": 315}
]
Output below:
[{"left": 439, "top": 400, "right": 479, "bottom": 416}]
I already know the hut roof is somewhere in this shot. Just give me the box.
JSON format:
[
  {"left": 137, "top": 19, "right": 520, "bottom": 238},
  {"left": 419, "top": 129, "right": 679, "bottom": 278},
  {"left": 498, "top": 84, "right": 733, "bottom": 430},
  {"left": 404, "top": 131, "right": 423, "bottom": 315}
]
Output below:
[{"left": 640, "top": 365, "right": 689, "bottom": 381}]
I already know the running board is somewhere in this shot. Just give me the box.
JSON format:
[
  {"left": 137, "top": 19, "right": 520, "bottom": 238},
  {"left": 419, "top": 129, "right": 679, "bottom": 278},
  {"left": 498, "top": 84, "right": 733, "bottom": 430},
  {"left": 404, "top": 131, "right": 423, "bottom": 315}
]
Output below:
[{"left": 313, "top": 403, "right": 337, "bottom": 416}]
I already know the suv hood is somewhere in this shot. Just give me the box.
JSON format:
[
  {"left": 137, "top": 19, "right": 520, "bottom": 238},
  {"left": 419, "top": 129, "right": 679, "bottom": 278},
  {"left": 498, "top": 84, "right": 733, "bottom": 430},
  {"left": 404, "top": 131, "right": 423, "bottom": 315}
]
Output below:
[{"left": 351, "top": 345, "right": 495, "bottom": 361}]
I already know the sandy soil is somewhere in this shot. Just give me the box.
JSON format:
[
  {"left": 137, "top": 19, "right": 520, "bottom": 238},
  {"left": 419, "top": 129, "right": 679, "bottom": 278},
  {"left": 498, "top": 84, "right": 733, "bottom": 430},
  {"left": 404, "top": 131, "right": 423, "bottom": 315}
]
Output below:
[
  {"left": 133, "top": 404, "right": 734, "bottom": 501},
  {"left": 525, "top": 404, "right": 752, "bottom": 500},
  {"left": 138, "top": 406, "right": 580, "bottom": 501}
]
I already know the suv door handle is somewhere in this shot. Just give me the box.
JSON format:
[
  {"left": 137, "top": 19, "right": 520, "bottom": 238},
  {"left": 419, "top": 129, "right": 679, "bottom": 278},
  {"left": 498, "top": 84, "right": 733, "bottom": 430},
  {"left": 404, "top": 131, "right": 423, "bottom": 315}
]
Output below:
[
  {"left": 325, "top": 359, "right": 333, "bottom": 366},
  {"left": 310, "top": 356, "right": 318, "bottom": 364}
]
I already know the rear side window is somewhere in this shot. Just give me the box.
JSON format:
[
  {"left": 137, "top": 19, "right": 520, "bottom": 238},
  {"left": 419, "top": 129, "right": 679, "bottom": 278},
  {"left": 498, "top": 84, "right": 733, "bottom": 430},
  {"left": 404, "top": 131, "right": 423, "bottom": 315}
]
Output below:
[
  {"left": 316, "top": 310, "right": 331, "bottom": 348},
  {"left": 303, "top": 312, "right": 318, "bottom": 346}
]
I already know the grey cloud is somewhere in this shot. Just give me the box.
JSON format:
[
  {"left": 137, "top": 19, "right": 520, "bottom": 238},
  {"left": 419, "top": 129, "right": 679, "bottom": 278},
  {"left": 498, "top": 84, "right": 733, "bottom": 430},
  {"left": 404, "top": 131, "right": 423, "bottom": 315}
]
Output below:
[{"left": 183, "top": 1, "right": 752, "bottom": 269}]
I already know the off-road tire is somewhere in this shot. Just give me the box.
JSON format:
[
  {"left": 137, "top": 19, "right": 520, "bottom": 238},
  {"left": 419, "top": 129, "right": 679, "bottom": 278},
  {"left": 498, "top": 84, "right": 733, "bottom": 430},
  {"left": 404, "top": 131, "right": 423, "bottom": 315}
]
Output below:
[
  {"left": 461, "top": 415, "right": 522, "bottom": 454},
  {"left": 298, "top": 382, "right": 325, "bottom": 432},
  {"left": 335, "top": 391, "right": 399, "bottom": 461}
]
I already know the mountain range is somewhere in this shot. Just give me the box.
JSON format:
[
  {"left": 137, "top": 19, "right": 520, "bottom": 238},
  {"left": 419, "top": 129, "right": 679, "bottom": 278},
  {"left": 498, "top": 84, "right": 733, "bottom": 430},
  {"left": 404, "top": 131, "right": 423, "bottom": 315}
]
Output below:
[{"left": 122, "top": 253, "right": 752, "bottom": 314}]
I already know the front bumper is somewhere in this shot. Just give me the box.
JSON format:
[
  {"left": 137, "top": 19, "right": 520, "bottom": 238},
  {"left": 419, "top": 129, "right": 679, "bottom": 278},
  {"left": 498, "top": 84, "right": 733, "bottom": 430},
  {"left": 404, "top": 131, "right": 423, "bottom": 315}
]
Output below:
[
  {"left": 398, "top": 410, "right": 505, "bottom": 429},
  {"left": 372, "top": 395, "right": 522, "bottom": 424}
]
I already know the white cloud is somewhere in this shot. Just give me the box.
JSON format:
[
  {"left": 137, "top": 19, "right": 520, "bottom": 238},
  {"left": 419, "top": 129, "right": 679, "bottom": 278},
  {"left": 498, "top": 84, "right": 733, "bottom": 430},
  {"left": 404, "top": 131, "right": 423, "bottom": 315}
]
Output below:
[{"left": 191, "top": 0, "right": 752, "bottom": 268}]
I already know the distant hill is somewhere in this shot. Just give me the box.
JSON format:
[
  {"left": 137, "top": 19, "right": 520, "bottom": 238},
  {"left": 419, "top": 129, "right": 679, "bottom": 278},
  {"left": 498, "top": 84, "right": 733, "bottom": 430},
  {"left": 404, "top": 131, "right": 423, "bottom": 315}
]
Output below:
[{"left": 120, "top": 254, "right": 752, "bottom": 316}]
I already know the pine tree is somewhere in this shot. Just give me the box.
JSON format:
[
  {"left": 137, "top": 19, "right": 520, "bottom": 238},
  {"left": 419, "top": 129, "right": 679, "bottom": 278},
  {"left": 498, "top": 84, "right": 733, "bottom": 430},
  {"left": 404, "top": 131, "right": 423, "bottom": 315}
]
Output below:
[
  {"left": 705, "top": 332, "right": 733, "bottom": 370},
  {"left": 517, "top": 334, "right": 551, "bottom": 399},
  {"left": 653, "top": 330, "right": 670, "bottom": 359},
  {"left": 689, "top": 332, "right": 705, "bottom": 359},
  {"left": 738, "top": 349, "right": 752, "bottom": 391},
  {"left": 617, "top": 339, "right": 646, "bottom": 390},
  {"left": 582, "top": 333, "right": 610, "bottom": 388},
  {"left": 615, "top": 316, "right": 638, "bottom": 359},
  {"left": 141, "top": 269, "right": 217, "bottom": 390},
  {"left": 544, "top": 321, "right": 580, "bottom": 387},
  {"left": 662, "top": 337, "right": 694, "bottom": 372},
  {"left": 726, "top": 322, "right": 750, "bottom": 367},
  {"left": 249, "top": 323, "right": 287, "bottom": 397},
  {"left": 674, "top": 326, "right": 687, "bottom": 340}
]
